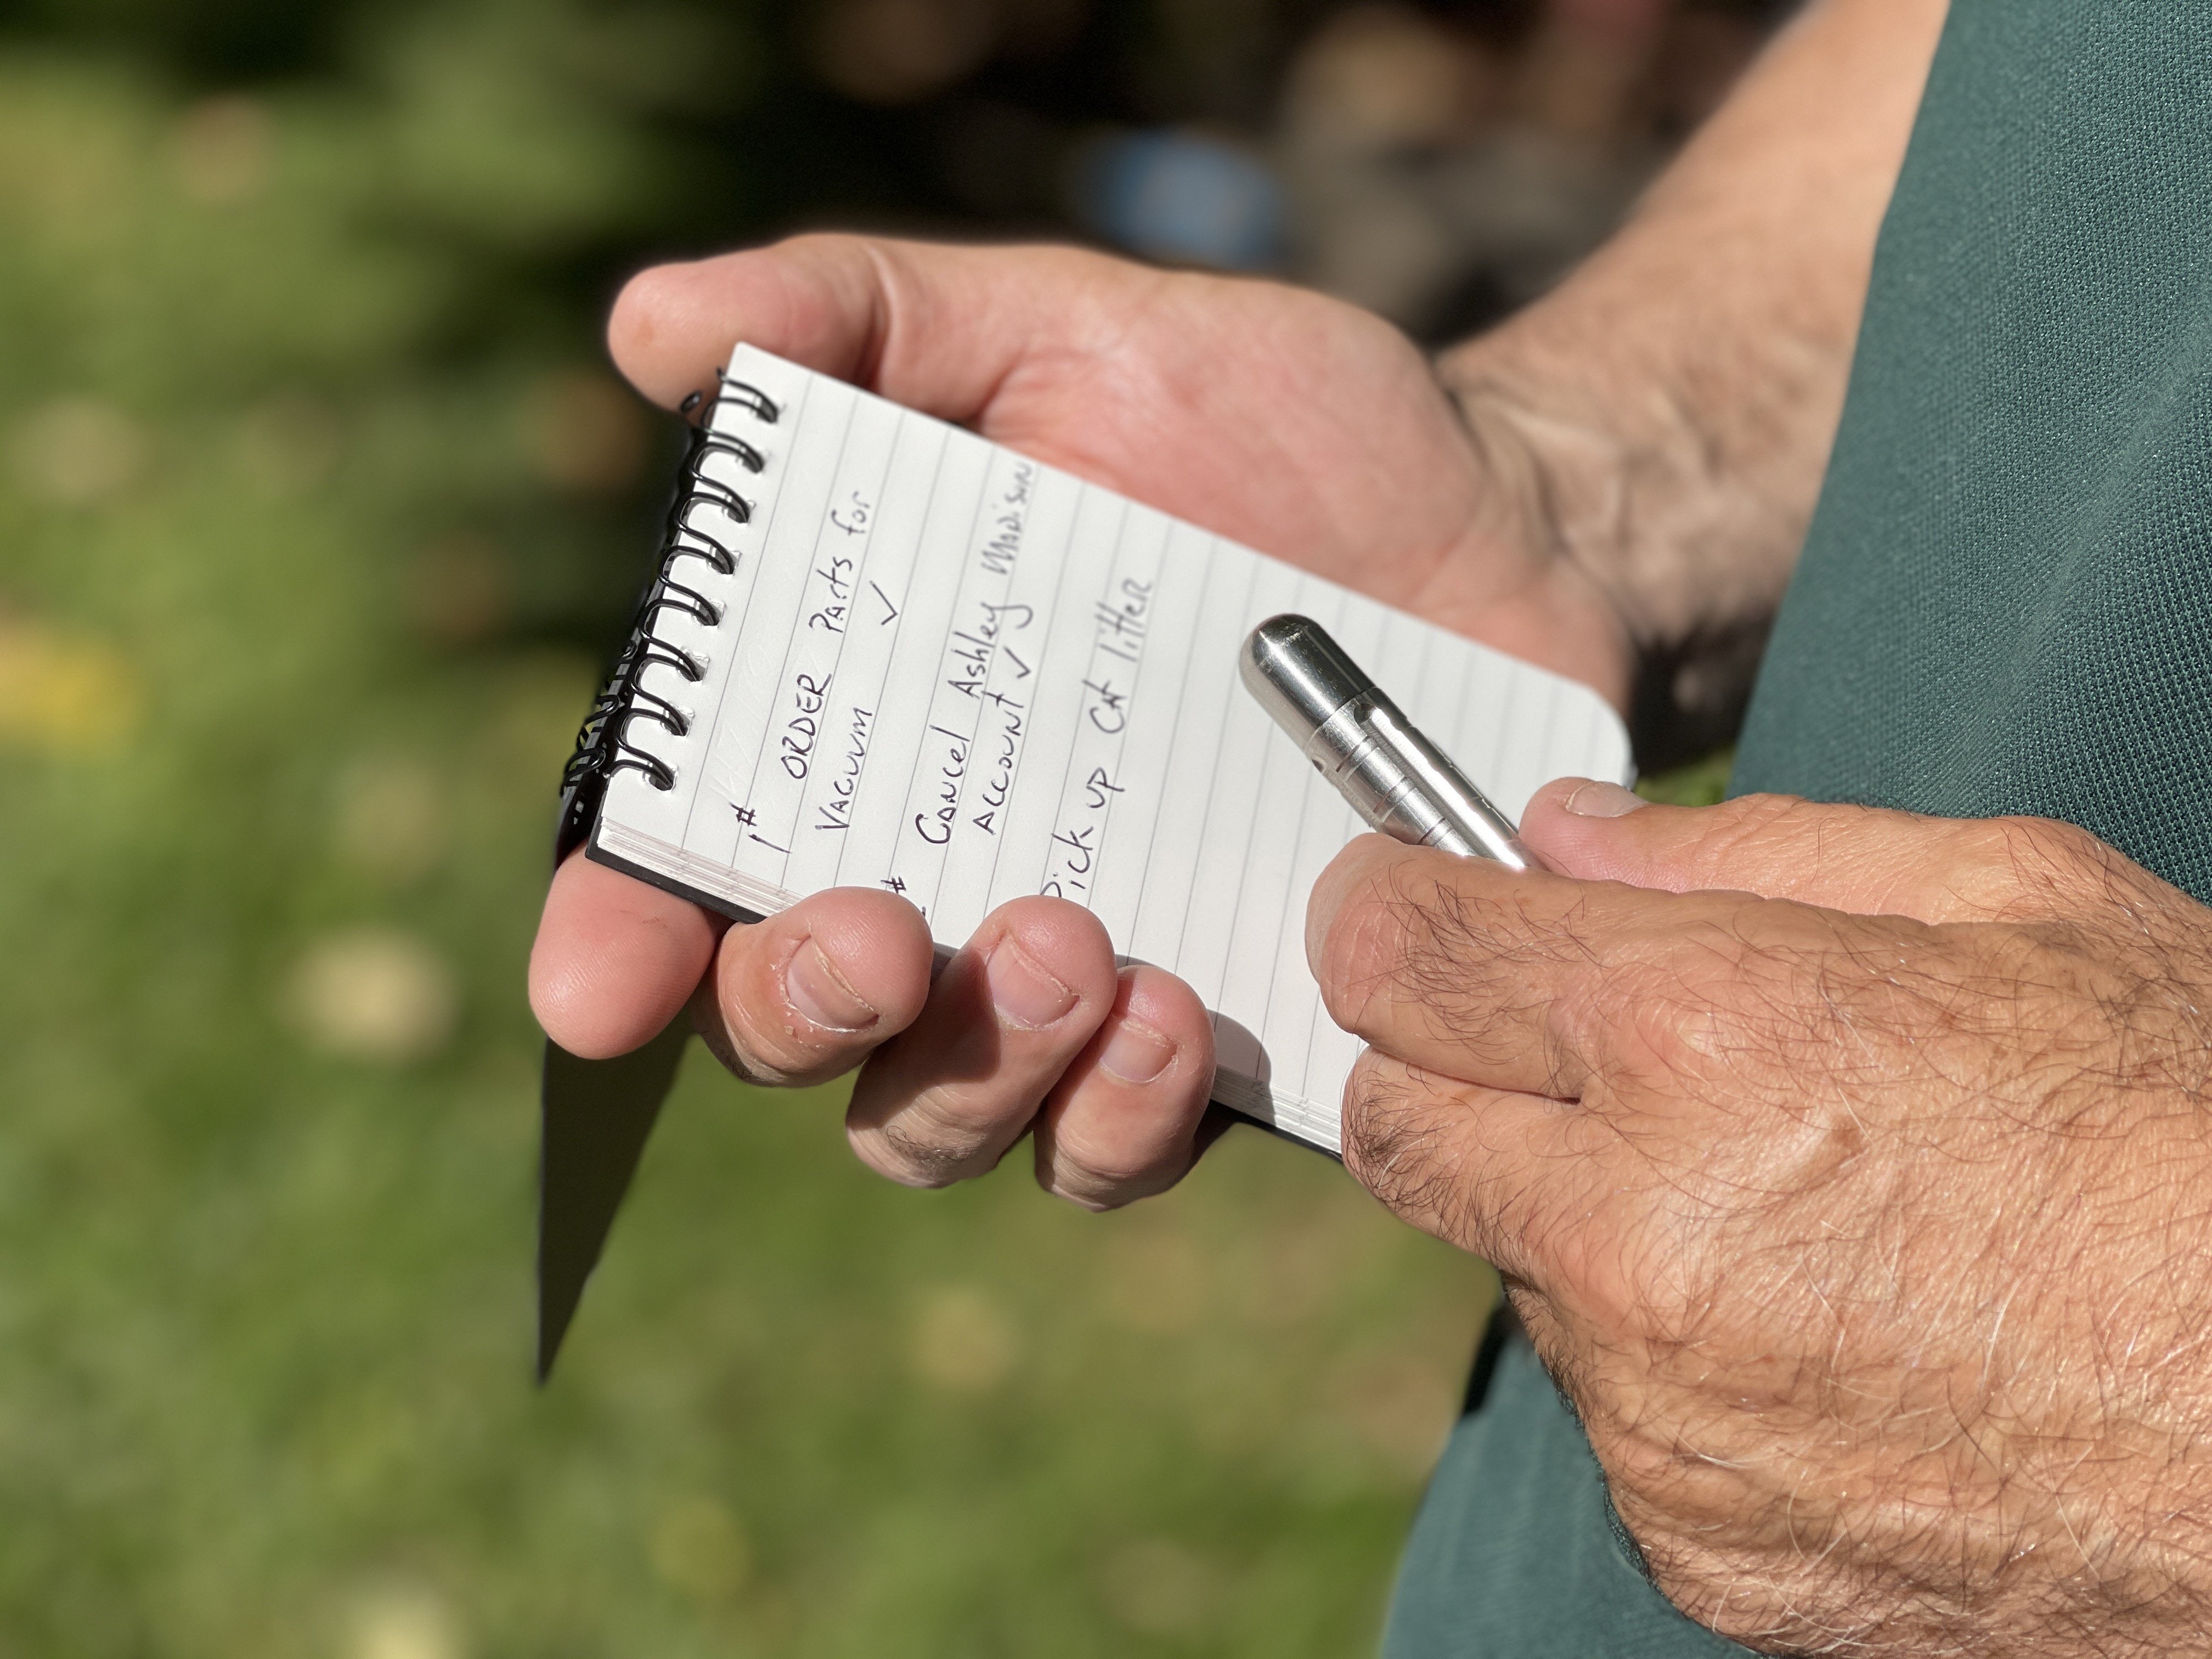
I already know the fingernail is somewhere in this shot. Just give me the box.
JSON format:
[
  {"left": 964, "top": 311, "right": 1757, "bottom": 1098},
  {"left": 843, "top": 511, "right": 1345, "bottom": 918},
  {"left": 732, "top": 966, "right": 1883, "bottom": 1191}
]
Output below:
[
  {"left": 986, "top": 939, "right": 1079, "bottom": 1030},
  {"left": 1562, "top": 781, "right": 1648, "bottom": 818},
  {"left": 1098, "top": 1018, "right": 1176, "bottom": 1085},
  {"left": 785, "top": 938, "right": 878, "bottom": 1032}
]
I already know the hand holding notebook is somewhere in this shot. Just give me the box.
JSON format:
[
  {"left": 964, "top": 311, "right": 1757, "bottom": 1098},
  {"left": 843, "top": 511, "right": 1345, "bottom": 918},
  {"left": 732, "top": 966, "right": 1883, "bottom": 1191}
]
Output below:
[{"left": 531, "top": 236, "right": 1632, "bottom": 1206}]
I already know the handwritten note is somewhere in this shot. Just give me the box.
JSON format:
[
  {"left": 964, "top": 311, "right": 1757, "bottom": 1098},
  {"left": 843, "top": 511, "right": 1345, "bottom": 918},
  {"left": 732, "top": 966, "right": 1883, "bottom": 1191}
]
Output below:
[{"left": 591, "top": 345, "right": 1633, "bottom": 1152}]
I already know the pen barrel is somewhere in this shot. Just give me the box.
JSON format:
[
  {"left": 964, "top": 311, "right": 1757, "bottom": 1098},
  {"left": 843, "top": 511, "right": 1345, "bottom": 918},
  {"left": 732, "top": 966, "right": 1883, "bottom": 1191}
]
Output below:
[
  {"left": 1308, "top": 694, "right": 1538, "bottom": 872},
  {"left": 1240, "top": 612, "right": 1544, "bottom": 873}
]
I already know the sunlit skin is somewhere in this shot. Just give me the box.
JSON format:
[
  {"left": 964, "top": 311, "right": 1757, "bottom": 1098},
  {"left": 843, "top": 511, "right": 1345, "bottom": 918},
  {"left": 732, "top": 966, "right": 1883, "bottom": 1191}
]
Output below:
[
  {"left": 533, "top": 0, "right": 1931, "bottom": 1223},
  {"left": 531, "top": 235, "right": 1629, "bottom": 1207},
  {"left": 529, "top": 1, "right": 2212, "bottom": 1649},
  {"left": 1318, "top": 783, "right": 2212, "bottom": 1654}
]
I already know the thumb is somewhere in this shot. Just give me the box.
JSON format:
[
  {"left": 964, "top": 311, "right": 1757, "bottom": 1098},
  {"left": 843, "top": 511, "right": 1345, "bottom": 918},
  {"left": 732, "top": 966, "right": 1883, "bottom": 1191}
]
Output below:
[
  {"left": 1517, "top": 779, "right": 2111, "bottom": 925},
  {"left": 607, "top": 233, "right": 1139, "bottom": 419}
]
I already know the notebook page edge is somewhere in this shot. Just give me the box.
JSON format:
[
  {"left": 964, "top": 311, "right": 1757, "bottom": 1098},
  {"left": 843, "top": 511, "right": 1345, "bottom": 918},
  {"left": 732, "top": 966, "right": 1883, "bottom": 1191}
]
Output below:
[{"left": 590, "top": 817, "right": 788, "bottom": 925}]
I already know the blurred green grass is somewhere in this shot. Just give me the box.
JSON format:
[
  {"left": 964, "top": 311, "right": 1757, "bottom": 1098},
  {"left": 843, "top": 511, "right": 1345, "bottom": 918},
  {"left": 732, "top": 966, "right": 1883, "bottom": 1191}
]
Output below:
[
  {"left": 1637, "top": 748, "right": 1731, "bottom": 806},
  {"left": 0, "top": 20, "right": 1506, "bottom": 1657}
]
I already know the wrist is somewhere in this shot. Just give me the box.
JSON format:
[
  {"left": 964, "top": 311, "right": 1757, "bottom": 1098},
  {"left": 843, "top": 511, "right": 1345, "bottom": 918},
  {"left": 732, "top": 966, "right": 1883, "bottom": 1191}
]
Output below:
[
  {"left": 1438, "top": 330, "right": 1794, "bottom": 767},
  {"left": 1440, "top": 333, "right": 1700, "bottom": 651}
]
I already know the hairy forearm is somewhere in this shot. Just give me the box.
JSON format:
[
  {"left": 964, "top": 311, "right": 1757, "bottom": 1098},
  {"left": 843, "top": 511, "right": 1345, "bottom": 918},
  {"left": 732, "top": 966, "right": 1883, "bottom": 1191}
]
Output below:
[{"left": 1444, "top": 0, "right": 1948, "bottom": 758}]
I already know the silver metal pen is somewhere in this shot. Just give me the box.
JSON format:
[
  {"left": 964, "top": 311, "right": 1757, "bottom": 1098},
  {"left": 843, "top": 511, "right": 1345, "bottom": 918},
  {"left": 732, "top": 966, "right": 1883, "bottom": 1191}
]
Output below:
[{"left": 1240, "top": 613, "right": 1547, "bottom": 872}]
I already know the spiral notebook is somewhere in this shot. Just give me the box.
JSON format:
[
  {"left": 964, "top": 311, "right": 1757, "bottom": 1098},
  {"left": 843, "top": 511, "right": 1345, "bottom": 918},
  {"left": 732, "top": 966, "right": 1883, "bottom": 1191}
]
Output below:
[{"left": 560, "top": 344, "right": 1632, "bottom": 1153}]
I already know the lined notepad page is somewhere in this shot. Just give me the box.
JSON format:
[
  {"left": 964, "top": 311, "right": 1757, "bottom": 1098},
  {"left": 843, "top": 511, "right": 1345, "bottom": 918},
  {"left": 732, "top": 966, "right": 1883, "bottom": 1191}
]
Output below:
[{"left": 592, "top": 345, "right": 1631, "bottom": 1152}]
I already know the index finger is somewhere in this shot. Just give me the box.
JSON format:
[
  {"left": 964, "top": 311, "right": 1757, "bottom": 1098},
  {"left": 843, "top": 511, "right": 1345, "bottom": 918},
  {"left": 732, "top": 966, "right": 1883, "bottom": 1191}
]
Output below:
[{"left": 1305, "top": 834, "right": 1778, "bottom": 1102}]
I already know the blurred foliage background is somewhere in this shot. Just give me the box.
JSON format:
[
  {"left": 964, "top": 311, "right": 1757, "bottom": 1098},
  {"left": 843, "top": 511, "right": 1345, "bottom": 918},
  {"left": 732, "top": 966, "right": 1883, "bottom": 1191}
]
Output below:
[{"left": 0, "top": 0, "right": 1759, "bottom": 1652}]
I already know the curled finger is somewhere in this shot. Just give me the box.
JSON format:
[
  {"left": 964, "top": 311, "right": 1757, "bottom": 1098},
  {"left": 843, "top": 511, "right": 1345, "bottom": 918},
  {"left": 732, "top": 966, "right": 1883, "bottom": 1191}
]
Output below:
[
  {"left": 1030, "top": 964, "right": 1217, "bottom": 1210},
  {"left": 695, "top": 887, "right": 935, "bottom": 1088},
  {"left": 1308, "top": 834, "right": 1621, "bottom": 1099},
  {"left": 1341, "top": 1047, "right": 1622, "bottom": 1299},
  {"left": 846, "top": 896, "right": 1119, "bottom": 1187}
]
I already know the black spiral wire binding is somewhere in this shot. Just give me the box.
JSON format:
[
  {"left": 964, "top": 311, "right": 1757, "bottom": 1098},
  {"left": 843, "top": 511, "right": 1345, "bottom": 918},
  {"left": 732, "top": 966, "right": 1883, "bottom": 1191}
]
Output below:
[{"left": 555, "top": 372, "right": 778, "bottom": 860}]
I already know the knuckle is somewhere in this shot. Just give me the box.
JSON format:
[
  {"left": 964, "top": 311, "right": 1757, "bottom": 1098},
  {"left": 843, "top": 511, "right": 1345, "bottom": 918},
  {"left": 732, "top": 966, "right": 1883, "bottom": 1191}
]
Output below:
[
  {"left": 1342, "top": 1060, "right": 1633, "bottom": 1301},
  {"left": 1039, "top": 1145, "right": 1176, "bottom": 1211},
  {"left": 1340, "top": 1056, "right": 1451, "bottom": 1209},
  {"left": 1601, "top": 909, "right": 1824, "bottom": 1095},
  {"left": 1606, "top": 969, "right": 1703, "bottom": 1086},
  {"left": 1978, "top": 815, "right": 2118, "bottom": 912},
  {"left": 2004, "top": 814, "right": 2085, "bottom": 874},
  {"left": 1340, "top": 1058, "right": 1526, "bottom": 1259},
  {"left": 1321, "top": 865, "right": 1532, "bottom": 1046},
  {"left": 1585, "top": 933, "right": 1677, "bottom": 1029},
  {"left": 1039, "top": 1172, "right": 1122, "bottom": 1211},
  {"left": 847, "top": 1102, "right": 1004, "bottom": 1189},
  {"left": 2006, "top": 812, "right": 2094, "bottom": 865},
  {"left": 1041, "top": 1128, "right": 1168, "bottom": 1201}
]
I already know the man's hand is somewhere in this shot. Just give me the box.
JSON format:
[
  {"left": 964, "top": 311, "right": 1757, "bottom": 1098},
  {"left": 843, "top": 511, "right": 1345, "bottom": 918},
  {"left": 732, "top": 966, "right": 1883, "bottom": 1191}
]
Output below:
[
  {"left": 1310, "top": 783, "right": 2212, "bottom": 1655},
  {"left": 531, "top": 235, "right": 1626, "bottom": 1206},
  {"left": 531, "top": 0, "right": 1946, "bottom": 1212}
]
